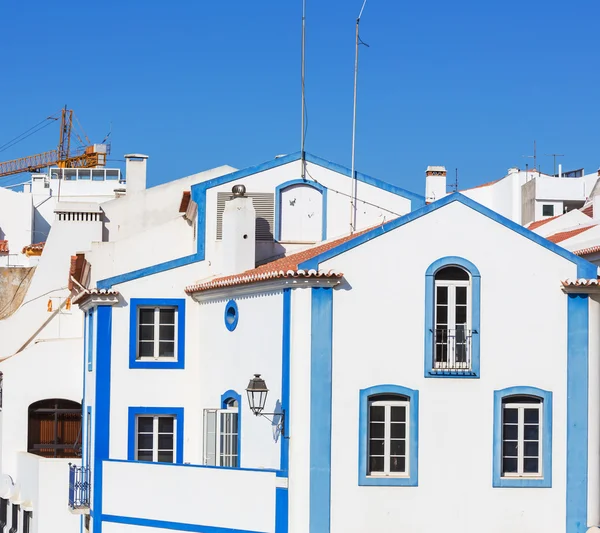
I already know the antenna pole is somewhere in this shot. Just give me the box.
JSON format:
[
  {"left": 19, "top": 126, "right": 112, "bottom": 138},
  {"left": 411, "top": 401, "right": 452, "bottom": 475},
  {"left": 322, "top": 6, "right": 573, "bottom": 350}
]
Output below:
[
  {"left": 350, "top": 0, "right": 368, "bottom": 234},
  {"left": 534, "top": 140, "right": 537, "bottom": 170},
  {"left": 300, "top": 0, "right": 307, "bottom": 180}
]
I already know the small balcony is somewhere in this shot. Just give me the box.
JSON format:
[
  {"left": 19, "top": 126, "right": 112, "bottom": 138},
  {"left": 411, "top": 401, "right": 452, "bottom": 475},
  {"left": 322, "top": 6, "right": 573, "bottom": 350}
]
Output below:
[
  {"left": 68, "top": 464, "right": 90, "bottom": 514},
  {"left": 433, "top": 328, "right": 473, "bottom": 372}
]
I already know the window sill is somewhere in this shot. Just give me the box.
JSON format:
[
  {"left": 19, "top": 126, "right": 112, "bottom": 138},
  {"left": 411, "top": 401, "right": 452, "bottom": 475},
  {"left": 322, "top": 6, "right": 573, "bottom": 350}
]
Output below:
[
  {"left": 129, "top": 358, "right": 182, "bottom": 370},
  {"left": 359, "top": 475, "right": 417, "bottom": 487},
  {"left": 426, "top": 369, "right": 479, "bottom": 379},
  {"left": 493, "top": 476, "right": 550, "bottom": 488}
]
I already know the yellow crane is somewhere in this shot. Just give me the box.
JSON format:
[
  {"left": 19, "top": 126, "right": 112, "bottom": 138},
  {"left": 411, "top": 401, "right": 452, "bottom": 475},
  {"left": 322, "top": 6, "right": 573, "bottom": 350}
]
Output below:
[{"left": 0, "top": 107, "right": 108, "bottom": 178}]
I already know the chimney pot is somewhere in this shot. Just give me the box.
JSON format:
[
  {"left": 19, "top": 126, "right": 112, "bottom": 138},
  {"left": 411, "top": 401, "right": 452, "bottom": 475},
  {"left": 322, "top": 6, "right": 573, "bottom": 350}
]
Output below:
[
  {"left": 425, "top": 165, "right": 447, "bottom": 202},
  {"left": 232, "top": 184, "right": 246, "bottom": 197},
  {"left": 124, "top": 154, "right": 149, "bottom": 195}
]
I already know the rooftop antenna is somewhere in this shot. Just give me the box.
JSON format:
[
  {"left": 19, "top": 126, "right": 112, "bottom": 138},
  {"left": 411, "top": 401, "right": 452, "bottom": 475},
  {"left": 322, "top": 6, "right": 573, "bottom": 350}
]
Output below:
[
  {"left": 522, "top": 140, "right": 537, "bottom": 172},
  {"left": 452, "top": 168, "right": 459, "bottom": 192},
  {"left": 350, "top": 0, "right": 369, "bottom": 234},
  {"left": 300, "top": 0, "right": 307, "bottom": 180},
  {"left": 544, "top": 153, "right": 564, "bottom": 176}
]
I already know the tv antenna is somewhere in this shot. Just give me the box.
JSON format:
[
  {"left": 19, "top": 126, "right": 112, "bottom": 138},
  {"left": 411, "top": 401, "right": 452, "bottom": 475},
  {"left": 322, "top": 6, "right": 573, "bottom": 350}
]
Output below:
[
  {"left": 300, "top": 0, "right": 307, "bottom": 180},
  {"left": 452, "top": 168, "right": 459, "bottom": 192},
  {"left": 522, "top": 140, "right": 537, "bottom": 170},
  {"left": 350, "top": 0, "right": 369, "bottom": 234},
  {"left": 544, "top": 153, "right": 564, "bottom": 176}
]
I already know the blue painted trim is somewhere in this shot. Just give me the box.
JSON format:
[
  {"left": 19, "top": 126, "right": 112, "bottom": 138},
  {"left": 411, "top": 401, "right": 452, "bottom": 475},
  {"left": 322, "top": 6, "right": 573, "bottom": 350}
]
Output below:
[
  {"left": 274, "top": 179, "right": 328, "bottom": 242},
  {"left": 104, "top": 457, "right": 279, "bottom": 474},
  {"left": 96, "top": 152, "right": 422, "bottom": 289},
  {"left": 424, "top": 256, "right": 481, "bottom": 379},
  {"left": 298, "top": 193, "right": 597, "bottom": 279},
  {"left": 309, "top": 288, "right": 333, "bottom": 533},
  {"left": 275, "top": 488, "right": 289, "bottom": 533},
  {"left": 221, "top": 390, "right": 242, "bottom": 465},
  {"left": 492, "top": 386, "right": 553, "bottom": 488},
  {"left": 101, "top": 514, "right": 267, "bottom": 533},
  {"left": 87, "top": 309, "right": 94, "bottom": 372},
  {"left": 129, "top": 299, "right": 186, "bottom": 369},
  {"left": 566, "top": 293, "right": 589, "bottom": 532},
  {"left": 84, "top": 406, "right": 92, "bottom": 468},
  {"left": 127, "top": 407, "right": 185, "bottom": 464},
  {"left": 92, "top": 305, "right": 112, "bottom": 533},
  {"left": 280, "top": 289, "right": 291, "bottom": 473},
  {"left": 358, "top": 384, "right": 419, "bottom": 486},
  {"left": 224, "top": 300, "right": 239, "bottom": 332}
]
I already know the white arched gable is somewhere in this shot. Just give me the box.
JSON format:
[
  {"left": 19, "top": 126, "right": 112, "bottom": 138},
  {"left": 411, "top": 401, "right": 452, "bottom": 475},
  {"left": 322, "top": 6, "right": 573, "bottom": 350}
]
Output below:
[{"left": 279, "top": 182, "right": 324, "bottom": 243}]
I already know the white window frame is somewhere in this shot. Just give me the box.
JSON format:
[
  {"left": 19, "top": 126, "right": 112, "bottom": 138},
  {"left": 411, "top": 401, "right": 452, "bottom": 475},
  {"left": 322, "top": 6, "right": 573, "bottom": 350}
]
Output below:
[
  {"left": 135, "top": 415, "right": 176, "bottom": 463},
  {"left": 367, "top": 398, "right": 409, "bottom": 478},
  {"left": 501, "top": 401, "right": 542, "bottom": 478},
  {"left": 203, "top": 401, "right": 239, "bottom": 467},
  {"left": 137, "top": 306, "right": 178, "bottom": 361},
  {"left": 434, "top": 275, "right": 471, "bottom": 370}
]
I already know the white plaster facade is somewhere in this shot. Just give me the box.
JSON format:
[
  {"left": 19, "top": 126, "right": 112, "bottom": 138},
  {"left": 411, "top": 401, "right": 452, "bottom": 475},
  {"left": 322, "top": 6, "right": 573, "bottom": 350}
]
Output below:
[{"left": 73, "top": 152, "right": 599, "bottom": 533}]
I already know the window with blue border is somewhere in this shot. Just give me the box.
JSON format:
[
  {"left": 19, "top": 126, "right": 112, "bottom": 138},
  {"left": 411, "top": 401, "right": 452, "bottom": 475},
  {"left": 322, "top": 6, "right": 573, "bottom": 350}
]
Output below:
[
  {"left": 128, "top": 407, "right": 184, "bottom": 464},
  {"left": 424, "top": 256, "right": 481, "bottom": 378},
  {"left": 129, "top": 299, "right": 185, "bottom": 369},
  {"left": 275, "top": 179, "right": 327, "bottom": 243},
  {"left": 493, "top": 386, "right": 552, "bottom": 488},
  {"left": 359, "top": 385, "right": 419, "bottom": 486},
  {"left": 203, "top": 390, "right": 242, "bottom": 467},
  {"left": 224, "top": 300, "right": 239, "bottom": 331},
  {"left": 87, "top": 309, "right": 94, "bottom": 372}
]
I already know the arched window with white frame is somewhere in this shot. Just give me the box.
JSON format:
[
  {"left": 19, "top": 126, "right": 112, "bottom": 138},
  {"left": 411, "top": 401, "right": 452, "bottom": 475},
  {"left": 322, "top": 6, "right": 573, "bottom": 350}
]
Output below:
[{"left": 276, "top": 180, "right": 326, "bottom": 243}]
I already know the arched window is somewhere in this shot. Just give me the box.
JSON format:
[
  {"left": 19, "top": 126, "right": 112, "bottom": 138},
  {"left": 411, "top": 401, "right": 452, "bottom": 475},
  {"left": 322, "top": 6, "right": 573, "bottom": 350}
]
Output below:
[
  {"left": 434, "top": 266, "right": 471, "bottom": 370},
  {"left": 359, "top": 385, "right": 418, "bottom": 486},
  {"left": 275, "top": 180, "right": 326, "bottom": 243},
  {"left": 28, "top": 399, "right": 81, "bottom": 458},
  {"left": 493, "top": 386, "right": 552, "bottom": 488},
  {"left": 425, "top": 257, "right": 481, "bottom": 378},
  {"left": 203, "top": 390, "right": 241, "bottom": 468}
]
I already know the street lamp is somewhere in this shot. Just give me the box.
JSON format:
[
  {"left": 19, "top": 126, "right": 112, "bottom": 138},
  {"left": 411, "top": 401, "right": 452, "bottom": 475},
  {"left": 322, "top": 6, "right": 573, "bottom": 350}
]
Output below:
[{"left": 245, "top": 374, "right": 286, "bottom": 437}]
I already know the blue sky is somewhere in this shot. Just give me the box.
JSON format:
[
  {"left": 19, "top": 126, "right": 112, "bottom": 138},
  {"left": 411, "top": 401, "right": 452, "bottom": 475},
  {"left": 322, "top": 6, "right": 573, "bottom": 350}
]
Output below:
[{"left": 0, "top": 0, "right": 598, "bottom": 193}]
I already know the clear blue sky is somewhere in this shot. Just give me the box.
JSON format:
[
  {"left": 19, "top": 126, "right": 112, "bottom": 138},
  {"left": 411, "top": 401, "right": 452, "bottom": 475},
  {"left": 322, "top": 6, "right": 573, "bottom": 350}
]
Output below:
[{"left": 0, "top": 0, "right": 598, "bottom": 193}]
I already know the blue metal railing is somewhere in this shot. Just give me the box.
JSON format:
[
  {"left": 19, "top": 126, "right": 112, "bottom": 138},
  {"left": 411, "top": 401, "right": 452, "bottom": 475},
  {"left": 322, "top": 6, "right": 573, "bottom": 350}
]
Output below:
[{"left": 68, "top": 464, "right": 90, "bottom": 510}]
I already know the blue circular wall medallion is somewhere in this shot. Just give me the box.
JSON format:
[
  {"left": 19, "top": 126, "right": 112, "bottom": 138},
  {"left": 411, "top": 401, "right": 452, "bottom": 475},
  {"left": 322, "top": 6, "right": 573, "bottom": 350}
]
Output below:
[{"left": 224, "top": 300, "right": 239, "bottom": 331}]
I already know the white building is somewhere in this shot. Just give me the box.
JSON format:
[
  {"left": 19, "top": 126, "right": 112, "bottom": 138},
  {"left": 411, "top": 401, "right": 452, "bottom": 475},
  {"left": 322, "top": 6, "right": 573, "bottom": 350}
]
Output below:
[
  {"left": 71, "top": 151, "right": 598, "bottom": 533},
  {"left": 426, "top": 165, "right": 600, "bottom": 226}
]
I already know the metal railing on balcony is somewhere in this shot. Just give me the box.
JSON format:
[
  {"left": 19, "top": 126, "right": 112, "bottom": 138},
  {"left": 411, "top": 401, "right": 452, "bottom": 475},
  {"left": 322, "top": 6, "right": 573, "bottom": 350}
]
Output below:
[
  {"left": 433, "top": 328, "right": 473, "bottom": 371},
  {"left": 68, "top": 464, "right": 90, "bottom": 513}
]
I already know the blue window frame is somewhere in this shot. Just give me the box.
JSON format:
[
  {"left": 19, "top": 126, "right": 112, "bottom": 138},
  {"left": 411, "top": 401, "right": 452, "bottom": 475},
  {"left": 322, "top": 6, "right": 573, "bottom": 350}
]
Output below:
[
  {"left": 128, "top": 407, "right": 184, "bottom": 464},
  {"left": 129, "top": 299, "right": 185, "bottom": 369},
  {"left": 274, "top": 179, "right": 327, "bottom": 242},
  {"left": 493, "top": 386, "right": 552, "bottom": 488},
  {"left": 424, "top": 256, "right": 481, "bottom": 378},
  {"left": 224, "top": 300, "right": 239, "bottom": 331},
  {"left": 358, "top": 384, "right": 419, "bottom": 486},
  {"left": 87, "top": 309, "right": 94, "bottom": 372}
]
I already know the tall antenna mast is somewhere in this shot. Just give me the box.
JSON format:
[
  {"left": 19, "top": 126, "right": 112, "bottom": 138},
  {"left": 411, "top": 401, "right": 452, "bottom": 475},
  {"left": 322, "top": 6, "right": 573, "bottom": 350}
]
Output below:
[
  {"left": 300, "top": 0, "right": 307, "bottom": 180},
  {"left": 544, "top": 153, "right": 565, "bottom": 176},
  {"left": 350, "top": 0, "right": 368, "bottom": 233}
]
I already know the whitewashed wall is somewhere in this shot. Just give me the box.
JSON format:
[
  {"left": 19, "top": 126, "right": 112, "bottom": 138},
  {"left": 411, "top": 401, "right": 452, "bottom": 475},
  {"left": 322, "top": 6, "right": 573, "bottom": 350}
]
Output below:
[{"left": 313, "top": 200, "right": 580, "bottom": 533}]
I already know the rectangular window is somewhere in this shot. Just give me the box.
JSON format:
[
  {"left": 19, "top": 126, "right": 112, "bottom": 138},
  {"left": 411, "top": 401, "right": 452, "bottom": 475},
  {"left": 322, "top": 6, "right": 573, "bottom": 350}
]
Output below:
[
  {"left": 368, "top": 398, "right": 409, "bottom": 476},
  {"left": 22, "top": 511, "right": 31, "bottom": 533},
  {"left": 203, "top": 403, "right": 239, "bottom": 467},
  {"left": 136, "top": 415, "right": 175, "bottom": 463},
  {"left": 502, "top": 401, "right": 542, "bottom": 477},
  {"left": 137, "top": 307, "right": 176, "bottom": 360},
  {"left": 542, "top": 204, "right": 554, "bottom": 217},
  {"left": 9, "top": 504, "right": 18, "bottom": 533},
  {"left": 0, "top": 498, "right": 7, "bottom": 532}
]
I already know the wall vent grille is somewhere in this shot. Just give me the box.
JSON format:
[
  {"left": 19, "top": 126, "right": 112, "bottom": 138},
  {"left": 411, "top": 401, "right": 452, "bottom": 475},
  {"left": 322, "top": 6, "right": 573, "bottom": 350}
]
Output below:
[{"left": 216, "top": 192, "right": 274, "bottom": 241}]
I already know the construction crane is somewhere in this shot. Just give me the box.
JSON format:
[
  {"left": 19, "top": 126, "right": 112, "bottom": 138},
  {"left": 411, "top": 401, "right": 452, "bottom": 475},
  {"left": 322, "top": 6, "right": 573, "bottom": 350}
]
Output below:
[{"left": 0, "top": 106, "right": 108, "bottom": 178}]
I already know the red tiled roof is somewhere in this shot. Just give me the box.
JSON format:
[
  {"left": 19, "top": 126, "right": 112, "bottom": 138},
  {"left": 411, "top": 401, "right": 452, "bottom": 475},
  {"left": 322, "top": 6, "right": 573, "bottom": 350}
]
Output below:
[
  {"left": 546, "top": 226, "right": 595, "bottom": 244},
  {"left": 22, "top": 242, "right": 44, "bottom": 255},
  {"left": 574, "top": 245, "right": 600, "bottom": 257},
  {"left": 0, "top": 241, "right": 8, "bottom": 253},
  {"left": 179, "top": 191, "right": 191, "bottom": 213},
  {"left": 186, "top": 225, "right": 378, "bottom": 294},
  {"left": 582, "top": 204, "right": 593, "bottom": 218},
  {"left": 562, "top": 278, "right": 600, "bottom": 287},
  {"left": 528, "top": 215, "right": 561, "bottom": 231}
]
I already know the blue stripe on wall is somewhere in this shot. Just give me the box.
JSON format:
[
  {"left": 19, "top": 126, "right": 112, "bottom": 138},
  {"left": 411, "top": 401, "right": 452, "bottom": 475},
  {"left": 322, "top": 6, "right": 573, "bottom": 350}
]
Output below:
[
  {"left": 281, "top": 289, "right": 291, "bottom": 473},
  {"left": 566, "top": 293, "right": 589, "bottom": 533},
  {"left": 310, "top": 288, "right": 333, "bottom": 533},
  {"left": 93, "top": 305, "right": 112, "bottom": 533},
  {"left": 102, "top": 514, "right": 267, "bottom": 533},
  {"left": 275, "top": 487, "right": 289, "bottom": 533}
]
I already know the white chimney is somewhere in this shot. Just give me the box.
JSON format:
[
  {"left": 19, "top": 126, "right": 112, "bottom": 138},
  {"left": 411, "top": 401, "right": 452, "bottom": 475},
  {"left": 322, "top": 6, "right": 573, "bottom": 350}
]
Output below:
[
  {"left": 222, "top": 184, "right": 256, "bottom": 274},
  {"left": 558, "top": 164, "right": 562, "bottom": 178},
  {"left": 125, "top": 154, "right": 149, "bottom": 194},
  {"left": 425, "top": 166, "right": 447, "bottom": 202}
]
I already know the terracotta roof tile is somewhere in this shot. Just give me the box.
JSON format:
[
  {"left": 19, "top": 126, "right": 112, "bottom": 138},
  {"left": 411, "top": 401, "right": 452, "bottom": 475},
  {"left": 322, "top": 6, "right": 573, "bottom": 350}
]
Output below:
[
  {"left": 179, "top": 191, "right": 191, "bottom": 213},
  {"left": 546, "top": 225, "right": 595, "bottom": 244},
  {"left": 574, "top": 245, "right": 600, "bottom": 257},
  {"left": 0, "top": 241, "right": 8, "bottom": 253},
  {"left": 561, "top": 278, "right": 600, "bottom": 287},
  {"left": 581, "top": 204, "right": 593, "bottom": 218},
  {"left": 186, "top": 225, "right": 378, "bottom": 294},
  {"left": 22, "top": 242, "right": 44, "bottom": 256},
  {"left": 528, "top": 215, "right": 560, "bottom": 231}
]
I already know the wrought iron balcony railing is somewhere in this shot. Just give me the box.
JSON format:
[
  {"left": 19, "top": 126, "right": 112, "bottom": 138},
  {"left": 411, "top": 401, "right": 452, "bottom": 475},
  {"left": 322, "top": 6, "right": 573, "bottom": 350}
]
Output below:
[
  {"left": 433, "top": 327, "right": 473, "bottom": 371},
  {"left": 68, "top": 464, "right": 90, "bottom": 513}
]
